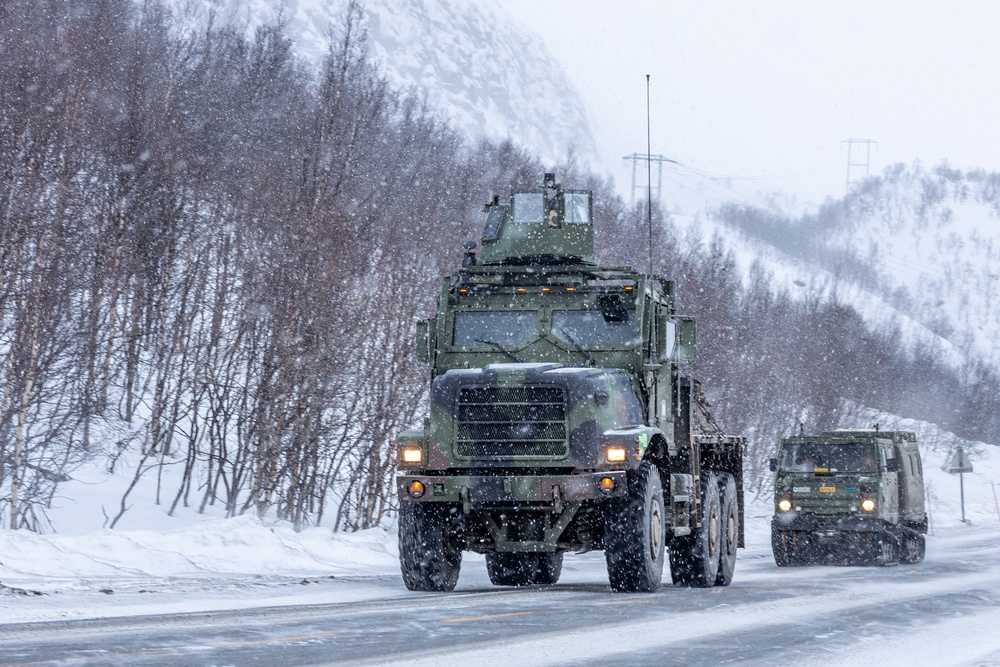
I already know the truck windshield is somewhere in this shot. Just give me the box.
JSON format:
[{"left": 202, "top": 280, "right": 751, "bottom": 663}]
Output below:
[
  {"left": 779, "top": 443, "right": 878, "bottom": 473},
  {"left": 453, "top": 311, "right": 538, "bottom": 346},
  {"left": 551, "top": 309, "right": 637, "bottom": 345}
]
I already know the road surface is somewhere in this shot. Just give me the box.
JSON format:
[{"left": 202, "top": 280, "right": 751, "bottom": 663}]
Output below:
[{"left": 1, "top": 526, "right": 999, "bottom": 666}]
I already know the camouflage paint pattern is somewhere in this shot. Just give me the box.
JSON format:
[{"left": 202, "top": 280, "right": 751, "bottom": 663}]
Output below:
[{"left": 397, "top": 175, "right": 745, "bottom": 556}]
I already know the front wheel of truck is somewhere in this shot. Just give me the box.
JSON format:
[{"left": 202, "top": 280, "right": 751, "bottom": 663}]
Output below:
[
  {"left": 900, "top": 529, "right": 925, "bottom": 564},
  {"left": 875, "top": 530, "right": 900, "bottom": 566},
  {"left": 486, "top": 552, "right": 563, "bottom": 586},
  {"left": 398, "top": 502, "right": 462, "bottom": 591},
  {"left": 670, "top": 471, "right": 721, "bottom": 586},
  {"left": 604, "top": 461, "right": 666, "bottom": 592}
]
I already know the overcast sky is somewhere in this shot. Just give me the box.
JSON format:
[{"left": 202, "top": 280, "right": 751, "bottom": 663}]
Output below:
[{"left": 496, "top": 0, "right": 1000, "bottom": 208}]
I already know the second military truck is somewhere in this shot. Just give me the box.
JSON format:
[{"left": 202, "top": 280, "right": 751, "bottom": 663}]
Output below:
[
  {"left": 770, "top": 428, "right": 927, "bottom": 566},
  {"left": 396, "top": 173, "right": 746, "bottom": 592}
]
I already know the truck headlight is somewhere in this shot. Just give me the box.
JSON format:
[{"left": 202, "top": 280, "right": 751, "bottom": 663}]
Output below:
[
  {"left": 606, "top": 446, "right": 627, "bottom": 463},
  {"left": 861, "top": 498, "right": 875, "bottom": 512},
  {"left": 401, "top": 447, "right": 423, "bottom": 464},
  {"left": 777, "top": 499, "right": 792, "bottom": 512}
]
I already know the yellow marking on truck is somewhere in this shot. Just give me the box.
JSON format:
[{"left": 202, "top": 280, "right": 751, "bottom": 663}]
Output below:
[
  {"left": 442, "top": 611, "right": 535, "bottom": 623},
  {"left": 819, "top": 486, "right": 836, "bottom": 493}
]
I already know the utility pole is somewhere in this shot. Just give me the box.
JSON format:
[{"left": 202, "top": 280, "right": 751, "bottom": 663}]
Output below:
[
  {"left": 843, "top": 138, "right": 876, "bottom": 194},
  {"left": 622, "top": 153, "right": 678, "bottom": 206}
]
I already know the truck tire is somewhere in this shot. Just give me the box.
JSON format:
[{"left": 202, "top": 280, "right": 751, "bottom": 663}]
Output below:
[
  {"left": 715, "top": 472, "right": 739, "bottom": 585},
  {"left": 604, "top": 461, "right": 666, "bottom": 592},
  {"left": 670, "top": 471, "right": 721, "bottom": 586},
  {"left": 771, "top": 528, "right": 792, "bottom": 567},
  {"left": 875, "top": 531, "right": 899, "bottom": 567},
  {"left": 398, "top": 502, "right": 462, "bottom": 591},
  {"left": 486, "top": 552, "right": 563, "bottom": 586},
  {"left": 900, "top": 530, "right": 926, "bottom": 564},
  {"left": 772, "top": 528, "right": 810, "bottom": 566}
]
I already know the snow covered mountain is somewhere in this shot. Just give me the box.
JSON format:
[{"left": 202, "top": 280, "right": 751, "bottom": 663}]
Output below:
[
  {"left": 706, "top": 161, "right": 1000, "bottom": 372},
  {"left": 173, "top": 0, "right": 598, "bottom": 167}
]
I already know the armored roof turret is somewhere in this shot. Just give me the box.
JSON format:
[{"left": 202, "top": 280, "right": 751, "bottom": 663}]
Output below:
[{"left": 477, "top": 172, "right": 595, "bottom": 266}]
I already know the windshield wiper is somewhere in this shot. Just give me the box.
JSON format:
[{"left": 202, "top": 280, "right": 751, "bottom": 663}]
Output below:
[
  {"left": 474, "top": 338, "right": 522, "bottom": 363},
  {"left": 556, "top": 327, "right": 596, "bottom": 367}
]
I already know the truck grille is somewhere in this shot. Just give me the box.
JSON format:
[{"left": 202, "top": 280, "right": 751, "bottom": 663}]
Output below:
[{"left": 455, "top": 386, "right": 568, "bottom": 458}]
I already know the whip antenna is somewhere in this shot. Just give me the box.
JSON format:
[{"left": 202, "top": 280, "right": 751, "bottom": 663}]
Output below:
[{"left": 646, "top": 74, "right": 653, "bottom": 276}]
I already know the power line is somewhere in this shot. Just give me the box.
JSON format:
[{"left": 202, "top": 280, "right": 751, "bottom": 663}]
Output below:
[
  {"left": 622, "top": 152, "right": 678, "bottom": 205},
  {"left": 843, "top": 138, "right": 877, "bottom": 194}
]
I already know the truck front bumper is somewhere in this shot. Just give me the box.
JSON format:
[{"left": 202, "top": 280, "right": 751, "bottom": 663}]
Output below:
[
  {"left": 772, "top": 514, "right": 888, "bottom": 534},
  {"left": 397, "top": 471, "right": 627, "bottom": 509}
]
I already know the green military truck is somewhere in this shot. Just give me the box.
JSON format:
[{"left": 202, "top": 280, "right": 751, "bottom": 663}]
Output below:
[
  {"left": 770, "top": 428, "right": 927, "bottom": 566},
  {"left": 395, "top": 173, "right": 746, "bottom": 592}
]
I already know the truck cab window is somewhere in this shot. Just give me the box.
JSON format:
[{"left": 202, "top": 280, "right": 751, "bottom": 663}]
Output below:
[
  {"left": 453, "top": 311, "right": 538, "bottom": 346},
  {"left": 564, "top": 192, "right": 591, "bottom": 223},
  {"left": 482, "top": 205, "right": 505, "bottom": 239},
  {"left": 512, "top": 192, "right": 544, "bottom": 224},
  {"left": 779, "top": 443, "right": 876, "bottom": 473},
  {"left": 552, "top": 309, "right": 637, "bottom": 345}
]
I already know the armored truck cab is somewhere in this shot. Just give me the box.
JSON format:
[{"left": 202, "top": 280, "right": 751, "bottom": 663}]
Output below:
[
  {"left": 396, "top": 174, "right": 746, "bottom": 592},
  {"left": 770, "top": 429, "right": 927, "bottom": 566}
]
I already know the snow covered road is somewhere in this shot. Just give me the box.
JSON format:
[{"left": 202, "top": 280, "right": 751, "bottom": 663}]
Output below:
[{"left": 2, "top": 521, "right": 999, "bottom": 666}]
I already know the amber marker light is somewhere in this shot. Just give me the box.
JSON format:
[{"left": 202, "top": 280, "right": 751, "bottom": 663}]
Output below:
[
  {"left": 606, "top": 446, "right": 627, "bottom": 463},
  {"left": 778, "top": 499, "right": 792, "bottom": 512},
  {"left": 401, "top": 447, "right": 423, "bottom": 464},
  {"left": 408, "top": 480, "right": 425, "bottom": 498},
  {"left": 599, "top": 477, "right": 616, "bottom": 492},
  {"left": 516, "top": 287, "right": 527, "bottom": 293},
  {"left": 861, "top": 498, "right": 876, "bottom": 512}
]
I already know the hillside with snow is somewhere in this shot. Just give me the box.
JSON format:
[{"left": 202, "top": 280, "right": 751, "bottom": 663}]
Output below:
[
  {"left": 701, "top": 162, "right": 1000, "bottom": 374},
  {"left": 174, "top": 0, "right": 598, "bottom": 166}
]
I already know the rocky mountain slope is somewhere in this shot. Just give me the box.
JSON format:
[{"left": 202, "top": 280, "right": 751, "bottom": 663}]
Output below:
[{"left": 175, "top": 0, "right": 598, "bottom": 166}]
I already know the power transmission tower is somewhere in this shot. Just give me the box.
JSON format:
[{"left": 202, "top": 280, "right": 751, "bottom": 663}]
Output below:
[
  {"left": 622, "top": 153, "right": 678, "bottom": 205},
  {"left": 843, "top": 139, "right": 877, "bottom": 194}
]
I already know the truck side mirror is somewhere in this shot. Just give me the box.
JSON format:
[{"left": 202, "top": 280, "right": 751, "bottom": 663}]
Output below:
[
  {"left": 885, "top": 458, "right": 898, "bottom": 472},
  {"left": 656, "top": 318, "right": 676, "bottom": 362},
  {"left": 769, "top": 458, "right": 778, "bottom": 472},
  {"left": 675, "top": 316, "right": 696, "bottom": 363},
  {"left": 415, "top": 319, "right": 431, "bottom": 363}
]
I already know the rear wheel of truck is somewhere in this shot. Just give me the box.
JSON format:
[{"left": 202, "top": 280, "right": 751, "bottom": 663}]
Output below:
[
  {"left": 604, "top": 461, "right": 665, "bottom": 592},
  {"left": 486, "top": 552, "right": 563, "bottom": 586},
  {"left": 398, "top": 502, "right": 462, "bottom": 591},
  {"left": 715, "top": 472, "right": 739, "bottom": 585},
  {"left": 900, "top": 530, "right": 926, "bottom": 564},
  {"left": 670, "top": 471, "right": 721, "bottom": 586}
]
